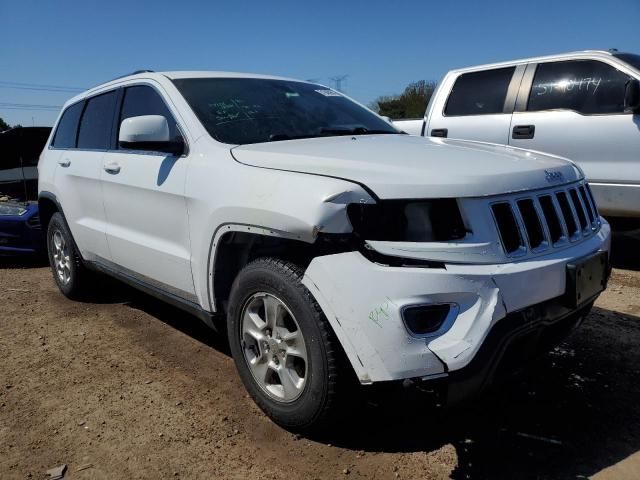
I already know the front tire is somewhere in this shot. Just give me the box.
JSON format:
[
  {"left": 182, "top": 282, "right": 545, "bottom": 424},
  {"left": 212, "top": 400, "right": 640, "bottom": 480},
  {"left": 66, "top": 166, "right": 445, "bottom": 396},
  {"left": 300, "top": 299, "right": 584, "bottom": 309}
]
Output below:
[
  {"left": 46, "top": 212, "right": 92, "bottom": 300},
  {"left": 227, "top": 258, "right": 348, "bottom": 432}
]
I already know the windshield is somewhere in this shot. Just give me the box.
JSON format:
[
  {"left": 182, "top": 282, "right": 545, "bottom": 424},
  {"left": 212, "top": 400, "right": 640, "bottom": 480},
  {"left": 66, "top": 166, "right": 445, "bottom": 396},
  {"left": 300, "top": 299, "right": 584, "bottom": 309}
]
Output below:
[
  {"left": 614, "top": 53, "right": 640, "bottom": 72},
  {"left": 172, "top": 77, "right": 399, "bottom": 145}
]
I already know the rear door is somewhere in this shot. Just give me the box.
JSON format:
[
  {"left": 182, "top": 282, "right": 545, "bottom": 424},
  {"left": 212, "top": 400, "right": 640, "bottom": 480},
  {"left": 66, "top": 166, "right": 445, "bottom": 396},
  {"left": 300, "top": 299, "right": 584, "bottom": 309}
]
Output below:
[
  {"left": 51, "top": 95, "right": 114, "bottom": 261},
  {"left": 426, "top": 66, "right": 523, "bottom": 143},
  {"left": 100, "top": 84, "right": 195, "bottom": 300},
  {"left": 509, "top": 59, "right": 639, "bottom": 216}
]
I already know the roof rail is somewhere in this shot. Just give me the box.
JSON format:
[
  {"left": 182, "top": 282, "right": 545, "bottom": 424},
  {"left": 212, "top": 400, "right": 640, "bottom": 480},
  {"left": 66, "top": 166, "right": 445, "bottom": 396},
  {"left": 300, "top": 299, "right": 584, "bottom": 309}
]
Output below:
[{"left": 109, "top": 69, "right": 155, "bottom": 82}]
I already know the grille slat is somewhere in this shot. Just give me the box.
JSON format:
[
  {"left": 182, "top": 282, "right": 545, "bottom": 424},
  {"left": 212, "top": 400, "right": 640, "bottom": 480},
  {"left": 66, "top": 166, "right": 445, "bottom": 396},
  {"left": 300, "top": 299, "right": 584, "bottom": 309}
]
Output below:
[
  {"left": 556, "top": 191, "right": 579, "bottom": 239},
  {"left": 569, "top": 188, "right": 588, "bottom": 231},
  {"left": 516, "top": 199, "right": 545, "bottom": 250},
  {"left": 578, "top": 186, "right": 595, "bottom": 225},
  {"left": 491, "top": 203, "right": 524, "bottom": 255},
  {"left": 491, "top": 181, "right": 600, "bottom": 256},
  {"left": 538, "top": 195, "right": 564, "bottom": 244}
]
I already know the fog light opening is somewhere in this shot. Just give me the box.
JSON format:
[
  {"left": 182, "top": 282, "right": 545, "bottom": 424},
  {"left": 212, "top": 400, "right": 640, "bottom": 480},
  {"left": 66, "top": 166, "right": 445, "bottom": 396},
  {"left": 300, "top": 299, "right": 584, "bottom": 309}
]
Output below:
[{"left": 402, "top": 303, "right": 459, "bottom": 338}]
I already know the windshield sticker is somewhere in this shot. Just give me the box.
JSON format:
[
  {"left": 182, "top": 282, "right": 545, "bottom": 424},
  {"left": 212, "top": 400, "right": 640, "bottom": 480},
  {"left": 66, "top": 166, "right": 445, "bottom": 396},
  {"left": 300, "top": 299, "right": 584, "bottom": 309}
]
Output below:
[{"left": 315, "top": 89, "right": 342, "bottom": 97}]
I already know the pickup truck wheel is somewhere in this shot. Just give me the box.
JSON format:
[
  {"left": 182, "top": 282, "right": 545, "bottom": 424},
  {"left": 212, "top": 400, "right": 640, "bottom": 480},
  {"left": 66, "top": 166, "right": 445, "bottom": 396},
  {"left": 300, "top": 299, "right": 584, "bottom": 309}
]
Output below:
[
  {"left": 46, "top": 212, "right": 92, "bottom": 300},
  {"left": 227, "top": 258, "right": 346, "bottom": 432}
]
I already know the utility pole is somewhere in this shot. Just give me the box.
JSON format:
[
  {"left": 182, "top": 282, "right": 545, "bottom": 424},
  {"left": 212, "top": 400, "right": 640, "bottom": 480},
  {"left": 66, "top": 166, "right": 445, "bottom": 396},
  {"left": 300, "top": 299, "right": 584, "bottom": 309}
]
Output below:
[{"left": 329, "top": 74, "right": 349, "bottom": 92}]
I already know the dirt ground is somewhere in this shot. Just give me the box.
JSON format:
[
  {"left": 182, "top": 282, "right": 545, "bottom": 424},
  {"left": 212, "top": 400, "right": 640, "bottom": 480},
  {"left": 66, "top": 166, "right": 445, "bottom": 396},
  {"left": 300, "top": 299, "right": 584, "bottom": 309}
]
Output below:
[{"left": 1, "top": 228, "right": 640, "bottom": 480}]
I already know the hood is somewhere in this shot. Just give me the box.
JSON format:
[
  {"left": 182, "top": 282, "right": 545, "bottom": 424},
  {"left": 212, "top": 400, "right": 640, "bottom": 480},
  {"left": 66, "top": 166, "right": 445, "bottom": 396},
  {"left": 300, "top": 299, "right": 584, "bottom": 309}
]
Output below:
[{"left": 231, "top": 135, "right": 582, "bottom": 199}]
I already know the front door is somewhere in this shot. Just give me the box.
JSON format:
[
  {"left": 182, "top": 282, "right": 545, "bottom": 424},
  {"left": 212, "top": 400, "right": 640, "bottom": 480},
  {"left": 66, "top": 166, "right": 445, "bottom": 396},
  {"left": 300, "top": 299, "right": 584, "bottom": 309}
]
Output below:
[
  {"left": 510, "top": 59, "right": 640, "bottom": 216},
  {"left": 100, "top": 84, "right": 195, "bottom": 300}
]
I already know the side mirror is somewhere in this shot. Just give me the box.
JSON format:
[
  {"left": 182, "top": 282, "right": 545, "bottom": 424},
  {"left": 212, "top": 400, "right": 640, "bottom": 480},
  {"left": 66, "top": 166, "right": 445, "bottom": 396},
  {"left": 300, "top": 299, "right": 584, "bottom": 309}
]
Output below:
[
  {"left": 119, "top": 115, "right": 184, "bottom": 155},
  {"left": 624, "top": 79, "right": 640, "bottom": 113}
]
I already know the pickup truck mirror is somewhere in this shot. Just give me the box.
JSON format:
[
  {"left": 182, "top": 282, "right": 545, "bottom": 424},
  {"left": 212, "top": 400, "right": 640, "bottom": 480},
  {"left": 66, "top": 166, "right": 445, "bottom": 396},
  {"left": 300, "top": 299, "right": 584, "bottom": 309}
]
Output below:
[
  {"left": 624, "top": 79, "right": 640, "bottom": 113},
  {"left": 119, "top": 115, "right": 185, "bottom": 156}
]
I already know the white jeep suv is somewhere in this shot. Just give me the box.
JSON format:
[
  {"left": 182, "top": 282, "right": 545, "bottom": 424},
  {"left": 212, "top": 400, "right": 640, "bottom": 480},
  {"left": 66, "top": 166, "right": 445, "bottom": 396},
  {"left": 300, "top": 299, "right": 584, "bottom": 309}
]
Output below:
[{"left": 38, "top": 70, "right": 611, "bottom": 431}]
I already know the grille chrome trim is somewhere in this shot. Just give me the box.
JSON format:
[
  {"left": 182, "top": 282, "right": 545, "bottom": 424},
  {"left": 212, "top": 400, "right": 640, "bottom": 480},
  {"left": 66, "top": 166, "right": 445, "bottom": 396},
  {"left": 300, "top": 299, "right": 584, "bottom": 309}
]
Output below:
[{"left": 492, "top": 180, "right": 600, "bottom": 257}]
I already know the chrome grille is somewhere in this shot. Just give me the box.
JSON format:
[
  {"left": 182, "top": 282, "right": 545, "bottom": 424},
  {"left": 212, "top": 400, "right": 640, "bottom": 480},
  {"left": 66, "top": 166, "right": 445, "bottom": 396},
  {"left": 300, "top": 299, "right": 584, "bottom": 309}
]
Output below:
[{"left": 492, "top": 181, "right": 600, "bottom": 257}]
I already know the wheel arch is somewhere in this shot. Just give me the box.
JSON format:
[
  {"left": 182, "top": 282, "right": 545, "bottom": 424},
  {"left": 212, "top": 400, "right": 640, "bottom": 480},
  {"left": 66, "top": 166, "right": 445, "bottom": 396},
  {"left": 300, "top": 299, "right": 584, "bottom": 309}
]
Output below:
[
  {"left": 38, "top": 191, "right": 61, "bottom": 234},
  {"left": 38, "top": 191, "right": 85, "bottom": 262},
  {"left": 208, "top": 225, "right": 328, "bottom": 314}
]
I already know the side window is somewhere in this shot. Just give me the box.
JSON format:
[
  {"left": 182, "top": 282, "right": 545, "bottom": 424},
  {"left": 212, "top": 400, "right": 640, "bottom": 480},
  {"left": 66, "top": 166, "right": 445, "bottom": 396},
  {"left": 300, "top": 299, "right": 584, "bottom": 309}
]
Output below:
[
  {"left": 77, "top": 91, "right": 118, "bottom": 150},
  {"left": 52, "top": 101, "right": 84, "bottom": 148},
  {"left": 445, "top": 67, "right": 515, "bottom": 116},
  {"left": 527, "top": 60, "right": 631, "bottom": 114},
  {"left": 118, "top": 85, "right": 179, "bottom": 146}
]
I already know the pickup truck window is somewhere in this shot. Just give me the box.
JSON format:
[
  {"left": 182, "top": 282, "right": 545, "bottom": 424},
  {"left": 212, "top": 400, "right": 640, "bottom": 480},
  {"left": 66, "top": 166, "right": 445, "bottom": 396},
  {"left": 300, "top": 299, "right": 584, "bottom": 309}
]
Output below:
[
  {"left": 444, "top": 67, "right": 515, "bottom": 116},
  {"left": 172, "top": 78, "right": 398, "bottom": 145},
  {"left": 527, "top": 60, "right": 630, "bottom": 115}
]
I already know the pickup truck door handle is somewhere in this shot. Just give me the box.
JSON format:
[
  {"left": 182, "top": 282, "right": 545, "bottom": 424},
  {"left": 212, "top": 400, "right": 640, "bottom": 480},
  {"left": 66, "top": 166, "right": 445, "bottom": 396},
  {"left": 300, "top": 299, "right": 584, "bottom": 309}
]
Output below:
[
  {"left": 430, "top": 128, "right": 448, "bottom": 138},
  {"left": 512, "top": 125, "right": 535, "bottom": 139},
  {"left": 58, "top": 158, "right": 71, "bottom": 167},
  {"left": 103, "top": 162, "right": 121, "bottom": 174}
]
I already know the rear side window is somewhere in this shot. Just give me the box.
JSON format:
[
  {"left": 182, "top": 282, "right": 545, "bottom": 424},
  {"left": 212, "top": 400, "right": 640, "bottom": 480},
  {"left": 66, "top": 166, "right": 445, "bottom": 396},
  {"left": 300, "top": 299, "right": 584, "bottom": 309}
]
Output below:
[
  {"left": 118, "top": 85, "right": 179, "bottom": 145},
  {"left": 77, "top": 91, "right": 118, "bottom": 150},
  {"left": 445, "top": 67, "right": 515, "bottom": 116},
  {"left": 527, "top": 60, "right": 631, "bottom": 114},
  {"left": 52, "top": 102, "right": 84, "bottom": 148}
]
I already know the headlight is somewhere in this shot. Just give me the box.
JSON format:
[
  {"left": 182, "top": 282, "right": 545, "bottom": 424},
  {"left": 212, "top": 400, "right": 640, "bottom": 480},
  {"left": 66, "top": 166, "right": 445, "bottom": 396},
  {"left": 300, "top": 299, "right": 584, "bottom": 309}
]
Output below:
[
  {"left": 347, "top": 199, "right": 467, "bottom": 242},
  {"left": 0, "top": 204, "right": 28, "bottom": 216}
]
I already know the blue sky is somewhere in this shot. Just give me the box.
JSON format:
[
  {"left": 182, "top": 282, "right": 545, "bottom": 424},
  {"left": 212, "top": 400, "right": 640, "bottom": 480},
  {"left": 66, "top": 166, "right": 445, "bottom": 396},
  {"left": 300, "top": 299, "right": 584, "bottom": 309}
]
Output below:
[{"left": 1, "top": 0, "right": 638, "bottom": 127}]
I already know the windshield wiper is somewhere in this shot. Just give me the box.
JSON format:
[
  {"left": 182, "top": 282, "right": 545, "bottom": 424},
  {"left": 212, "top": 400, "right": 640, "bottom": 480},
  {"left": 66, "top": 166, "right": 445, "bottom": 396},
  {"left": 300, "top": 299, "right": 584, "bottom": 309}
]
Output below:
[
  {"left": 319, "top": 127, "right": 399, "bottom": 136},
  {"left": 268, "top": 133, "right": 318, "bottom": 142},
  {"left": 267, "top": 127, "right": 400, "bottom": 142}
]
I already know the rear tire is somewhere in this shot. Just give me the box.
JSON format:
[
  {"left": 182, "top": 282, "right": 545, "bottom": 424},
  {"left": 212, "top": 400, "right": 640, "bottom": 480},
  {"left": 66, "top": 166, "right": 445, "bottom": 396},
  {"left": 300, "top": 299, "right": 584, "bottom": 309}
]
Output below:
[
  {"left": 227, "top": 257, "right": 351, "bottom": 432},
  {"left": 46, "top": 212, "right": 93, "bottom": 300}
]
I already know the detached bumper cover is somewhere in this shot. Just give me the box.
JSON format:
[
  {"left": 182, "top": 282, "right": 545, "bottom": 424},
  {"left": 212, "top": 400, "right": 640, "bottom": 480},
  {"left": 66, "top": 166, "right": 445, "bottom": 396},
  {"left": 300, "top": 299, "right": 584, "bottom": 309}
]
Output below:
[{"left": 302, "top": 221, "right": 610, "bottom": 384}]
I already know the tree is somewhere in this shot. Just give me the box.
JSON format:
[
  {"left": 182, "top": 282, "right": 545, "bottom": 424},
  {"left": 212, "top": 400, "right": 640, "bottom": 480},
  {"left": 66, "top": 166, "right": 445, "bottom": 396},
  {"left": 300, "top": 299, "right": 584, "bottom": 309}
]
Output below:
[
  {"left": 371, "top": 80, "right": 436, "bottom": 119},
  {"left": 0, "top": 117, "right": 10, "bottom": 132}
]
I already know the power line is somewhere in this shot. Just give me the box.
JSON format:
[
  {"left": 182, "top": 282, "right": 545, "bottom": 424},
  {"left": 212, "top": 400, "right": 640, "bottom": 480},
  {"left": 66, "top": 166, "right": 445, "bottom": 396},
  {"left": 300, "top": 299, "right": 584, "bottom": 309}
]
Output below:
[
  {"left": 0, "top": 80, "right": 85, "bottom": 92},
  {"left": 0, "top": 85, "right": 82, "bottom": 93},
  {"left": 0, "top": 107, "right": 60, "bottom": 111},
  {"left": 0, "top": 102, "right": 62, "bottom": 111}
]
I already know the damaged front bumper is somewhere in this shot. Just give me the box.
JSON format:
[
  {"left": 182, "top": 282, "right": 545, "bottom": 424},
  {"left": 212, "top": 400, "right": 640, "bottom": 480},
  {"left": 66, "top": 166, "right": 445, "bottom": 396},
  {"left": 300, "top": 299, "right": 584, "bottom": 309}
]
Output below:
[{"left": 302, "top": 221, "right": 611, "bottom": 388}]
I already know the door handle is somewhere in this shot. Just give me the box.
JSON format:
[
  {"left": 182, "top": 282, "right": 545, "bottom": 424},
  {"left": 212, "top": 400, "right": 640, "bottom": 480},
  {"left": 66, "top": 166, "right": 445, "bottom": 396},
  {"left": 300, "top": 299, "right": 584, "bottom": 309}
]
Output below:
[
  {"left": 58, "top": 158, "right": 71, "bottom": 167},
  {"left": 512, "top": 125, "right": 535, "bottom": 139},
  {"left": 103, "top": 162, "right": 121, "bottom": 174},
  {"left": 430, "top": 128, "right": 448, "bottom": 138}
]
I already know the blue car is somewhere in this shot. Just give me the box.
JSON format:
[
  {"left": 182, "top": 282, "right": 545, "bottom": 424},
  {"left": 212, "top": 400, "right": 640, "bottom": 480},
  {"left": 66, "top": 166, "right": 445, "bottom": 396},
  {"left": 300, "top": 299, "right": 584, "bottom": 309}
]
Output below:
[
  {"left": 0, "top": 127, "right": 51, "bottom": 255},
  {"left": 0, "top": 201, "right": 44, "bottom": 255}
]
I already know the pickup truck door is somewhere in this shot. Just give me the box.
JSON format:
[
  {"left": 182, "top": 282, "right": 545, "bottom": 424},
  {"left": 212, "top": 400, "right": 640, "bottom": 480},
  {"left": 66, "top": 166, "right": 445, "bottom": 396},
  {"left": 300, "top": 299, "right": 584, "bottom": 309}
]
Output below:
[
  {"left": 426, "top": 66, "right": 524, "bottom": 144},
  {"left": 100, "top": 85, "right": 196, "bottom": 300},
  {"left": 509, "top": 60, "right": 640, "bottom": 216}
]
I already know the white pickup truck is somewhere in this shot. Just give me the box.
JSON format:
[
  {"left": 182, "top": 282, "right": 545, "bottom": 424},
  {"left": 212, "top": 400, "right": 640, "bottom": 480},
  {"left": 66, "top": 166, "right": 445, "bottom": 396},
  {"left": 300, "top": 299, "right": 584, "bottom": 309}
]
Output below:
[
  {"left": 394, "top": 50, "right": 640, "bottom": 218},
  {"left": 39, "top": 70, "right": 610, "bottom": 431}
]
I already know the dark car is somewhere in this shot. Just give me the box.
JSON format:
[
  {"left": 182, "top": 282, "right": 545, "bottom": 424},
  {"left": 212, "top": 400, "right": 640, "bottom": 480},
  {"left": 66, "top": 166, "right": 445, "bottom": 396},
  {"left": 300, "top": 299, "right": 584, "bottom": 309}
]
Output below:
[{"left": 0, "top": 127, "right": 51, "bottom": 255}]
